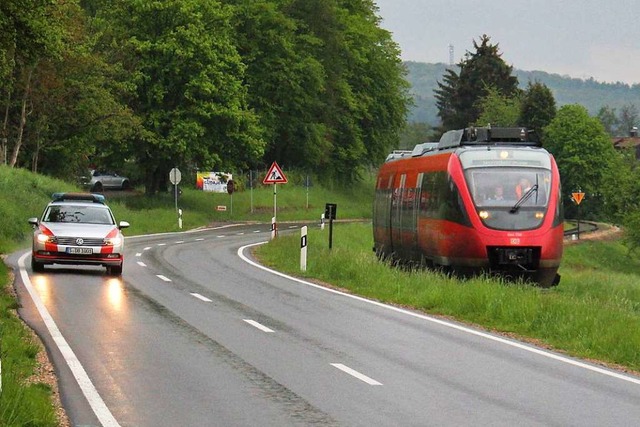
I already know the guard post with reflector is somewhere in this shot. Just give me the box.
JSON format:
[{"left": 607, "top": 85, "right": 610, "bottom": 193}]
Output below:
[{"left": 300, "top": 226, "right": 308, "bottom": 271}]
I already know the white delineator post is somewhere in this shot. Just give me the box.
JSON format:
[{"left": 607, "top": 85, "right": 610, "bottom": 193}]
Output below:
[
  {"left": 300, "top": 226, "right": 308, "bottom": 271},
  {"left": 271, "top": 216, "right": 277, "bottom": 240},
  {"left": 320, "top": 213, "right": 325, "bottom": 230}
]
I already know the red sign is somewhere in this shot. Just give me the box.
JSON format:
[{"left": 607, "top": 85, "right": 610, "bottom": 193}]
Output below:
[
  {"left": 263, "top": 162, "right": 288, "bottom": 184},
  {"left": 572, "top": 192, "right": 585, "bottom": 205}
]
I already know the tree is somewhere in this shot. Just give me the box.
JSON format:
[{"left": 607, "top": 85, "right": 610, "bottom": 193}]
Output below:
[
  {"left": 596, "top": 105, "right": 619, "bottom": 137},
  {"left": 286, "top": 0, "right": 410, "bottom": 181},
  {"left": 0, "top": 0, "right": 66, "bottom": 166},
  {"left": 228, "top": 0, "right": 328, "bottom": 173},
  {"left": 435, "top": 35, "right": 519, "bottom": 130},
  {"left": 544, "top": 104, "right": 623, "bottom": 219},
  {"left": 96, "top": 0, "right": 265, "bottom": 194},
  {"left": 519, "top": 81, "right": 556, "bottom": 135},
  {"left": 618, "top": 103, "right": 639, "bottom": 136},
  {"left": 473, "top": 85, "right": 520, "bottom": 127}
]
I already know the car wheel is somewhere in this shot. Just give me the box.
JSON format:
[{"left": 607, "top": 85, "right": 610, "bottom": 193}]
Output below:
[
  {"left": 121, "top": 180, "right": 131, "bottom": 190},
  {"left": 31, "top": 256, "right": 45, "bottom": 272},
  {"left": 108, "top": 264, "right": 123, "bottom": 276},
  {"left": 92, "top": 182, "right": 103, "bottom": 193}
]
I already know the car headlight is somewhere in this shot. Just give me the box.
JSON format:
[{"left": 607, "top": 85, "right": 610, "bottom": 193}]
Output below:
[
  {"left": 105, "top": 236, "right": 122, "bottom": 246},
  {"left": 37, "top": 234, "right": 53, "bottom": 243}
]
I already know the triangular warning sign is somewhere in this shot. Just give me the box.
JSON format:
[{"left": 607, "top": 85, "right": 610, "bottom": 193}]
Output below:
[
  {"left": 572, "top": 192, "right": 585, "bottom": 205},
  {"left": 263, "top": 162, "right": 288, "bottom": 184}
]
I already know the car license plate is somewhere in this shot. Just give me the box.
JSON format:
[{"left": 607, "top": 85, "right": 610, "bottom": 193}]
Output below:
[{"left": 67, "top": 247, "right": 93, "bottom": 255}]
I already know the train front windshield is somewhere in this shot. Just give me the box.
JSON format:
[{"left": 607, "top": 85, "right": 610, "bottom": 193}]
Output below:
[{"left": 459, "top": 148, "right": 553, "bottom": 231}]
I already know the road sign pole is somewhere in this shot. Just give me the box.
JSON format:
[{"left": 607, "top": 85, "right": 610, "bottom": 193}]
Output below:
[
  {"left": 577, "top": 204, "right": 581, "bottom": 240},
  {"left": 273, "top": 183, "right": 277, "bottom": 223}
]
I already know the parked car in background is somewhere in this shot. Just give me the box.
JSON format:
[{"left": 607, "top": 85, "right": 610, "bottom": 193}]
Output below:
[
  {"left": 81, "top": 170, "right": 131, "bottom": 192},
  {"left": 28, "top": 192, "right": 130, "bottom": 275}
]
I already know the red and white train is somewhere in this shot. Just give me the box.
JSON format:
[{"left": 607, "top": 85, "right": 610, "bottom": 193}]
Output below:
[{"left": 373, "top": 127, "right": 563, "bottom": 287}]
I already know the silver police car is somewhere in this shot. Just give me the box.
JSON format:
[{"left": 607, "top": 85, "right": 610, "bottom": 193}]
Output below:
[{"left": 28, "top": 193, "right": 130, "bottom": 275}]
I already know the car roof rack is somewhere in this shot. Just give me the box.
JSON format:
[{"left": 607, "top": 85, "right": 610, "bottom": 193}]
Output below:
[
  {"left": 52, "top": 192, "right": 106, "bottom": 204},
  {"left": 437, "top": 126, "right": 541, "bottom": 149}
]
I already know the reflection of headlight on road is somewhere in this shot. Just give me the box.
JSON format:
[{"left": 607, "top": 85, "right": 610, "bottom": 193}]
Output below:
[
  {"left": 106, "top": 279, "right": 124, "bottom": 311},
  {"left": 34, "top": 276, "right": 51, "bottom": 304},
  {"left": 105, "top": 237, "right": 122, "bottom": 246}
]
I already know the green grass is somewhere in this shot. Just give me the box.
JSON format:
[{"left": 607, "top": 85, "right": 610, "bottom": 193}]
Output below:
[
  {"left": 2, "top": 164, "right": 640, "bottom": 425},
  {"left": 0, "top": 262, "right": 59, "bottom": 426},
  {"left": 255, "top": 223, "right": 640, "bottom": 372}
]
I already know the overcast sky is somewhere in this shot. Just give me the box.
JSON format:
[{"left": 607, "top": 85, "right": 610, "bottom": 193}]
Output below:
[{"left": 374, "top": 0, "right": 640, "bottom": 85}]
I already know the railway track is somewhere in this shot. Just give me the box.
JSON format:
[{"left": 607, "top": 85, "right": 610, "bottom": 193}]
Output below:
[{"left": 564, "top": 220, "right": 598, "bottom": 237}]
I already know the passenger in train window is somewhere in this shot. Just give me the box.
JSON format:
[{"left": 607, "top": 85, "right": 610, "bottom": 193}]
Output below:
[{"left": 488, "top": 184, "right": 505, "bottom": 201}]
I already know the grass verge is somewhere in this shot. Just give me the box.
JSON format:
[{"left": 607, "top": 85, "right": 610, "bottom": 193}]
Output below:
[
  {"left": 0, "top": 261, "right": 59, "bottom": 426},
  {"left": 255, "top": 222, "right": 640, "bottom": 373}
]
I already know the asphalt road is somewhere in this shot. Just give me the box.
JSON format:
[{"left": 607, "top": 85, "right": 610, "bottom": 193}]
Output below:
[{"left": 9, "top": 223, "right": 640, "bottom": 426}]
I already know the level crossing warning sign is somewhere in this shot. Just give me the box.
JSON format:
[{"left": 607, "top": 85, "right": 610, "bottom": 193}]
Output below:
[{"left": 263, "top": 162, "right": 288, "bottom": 184}]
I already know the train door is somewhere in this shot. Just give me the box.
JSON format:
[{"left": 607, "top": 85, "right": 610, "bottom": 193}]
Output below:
[
  {"left": 373, "top": 172, "right": 394, "bottom": 254},
  {"left": 406, "top": 172, "right": 423, "bottom": 259},
  {"left": 390, "top": 173, "right": 406, "bottom": 254}
]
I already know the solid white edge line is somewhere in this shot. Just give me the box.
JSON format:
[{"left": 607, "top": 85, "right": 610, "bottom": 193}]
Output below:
[
  {"left": 243, "top": 319, "right": 275, "bottom": 333},
  {"left": 237, "top": 242, "right": 640, "bottom": 386},
  {"left": 136, "top": 261, "right": 146, "bottom": 267},
  {"left": 18, "top": 252, "right": 121, "bottom": 427},
  {"left": 156, "top": 275, "right": 171, "bottom": 282},
  {"left": 190, "top": 293, "right": 212, "bottom": 302},
  {"left": 331, "top": 363, "right": 382, "bottom": 386}
]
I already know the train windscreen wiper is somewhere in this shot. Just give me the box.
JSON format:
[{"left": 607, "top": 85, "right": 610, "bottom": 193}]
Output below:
[{"left": 510, "top": 184, "right": 539, "bottom": 213}]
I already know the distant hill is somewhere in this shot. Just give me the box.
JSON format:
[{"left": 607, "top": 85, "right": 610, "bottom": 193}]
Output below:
[{"left": 404, "top": 61, "right": 640, "bottom": 125}]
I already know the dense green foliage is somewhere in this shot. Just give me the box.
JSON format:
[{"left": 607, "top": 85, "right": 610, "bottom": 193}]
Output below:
[
  {"left": 544, "top": 105, "right": 628, "bottom": 220},
  {"left": 519, "top": 81, "right": 557, "bottom": 133},
  {"left": 256, "top": 223, "right": 640, "bottom": 372},
  {"left": 434, "top": 35, "right": 520, "bottom": 130},
  {"left": 1, "top": 0, "right": 409, "bottom": 193}
]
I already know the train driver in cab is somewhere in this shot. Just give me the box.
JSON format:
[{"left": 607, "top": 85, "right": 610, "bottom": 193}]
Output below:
[{"left": 515, "top": 177, "right": 532, "bottom": 198}]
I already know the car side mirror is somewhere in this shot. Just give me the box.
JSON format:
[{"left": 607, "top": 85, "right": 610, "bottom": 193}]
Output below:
[
  {"left": 118, "top": 221, "right": 130, "bottom": 230},
  {"left": 28, "top": 217, "right": 39, "bottom": 227}
]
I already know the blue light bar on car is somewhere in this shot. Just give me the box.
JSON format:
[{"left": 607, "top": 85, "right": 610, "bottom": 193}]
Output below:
[{"left": 51, "top": 192, "right": 106, "bottom": 204}]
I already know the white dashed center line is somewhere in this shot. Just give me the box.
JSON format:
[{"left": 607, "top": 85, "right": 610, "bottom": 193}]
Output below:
[
  {"left": 243, "top": 319, "right": 275, "bottom": 333},
  {"left": 331, "top": 364, "right": 382, "bottom": 386},
  {"left": 135, "top": 253, "right": 142, "bottom": 257},
  {"left": 143, "top": 247, "right": 151, "bottom": 251},
  {"left": 157, "top": 243, "right": 166, "bottom": 246},
  {"left": 195, "top": 238, "right": 204, "bottom": 241},
  {"left": 156, "top": 275, "right": 171, "bottom": 282},
  {"left": 136, "top": 261, "right": 146, "bottom": 267},
  {"left": 175, "top": 241, "right": 184, "bottom": 244},
  {"left": 190, "top": 293, "right": 212, "bottom": 302}
]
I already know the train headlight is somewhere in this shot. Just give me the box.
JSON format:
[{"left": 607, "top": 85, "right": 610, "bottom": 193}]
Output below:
[
  {"left": 535, "top": 211, "right": 545, "bottom": 219},
  {"left": 478, "top": 210, "right": 490, "bottom": 219}
]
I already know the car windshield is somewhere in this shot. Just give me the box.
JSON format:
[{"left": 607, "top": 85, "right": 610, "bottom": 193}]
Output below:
[{"left": 44, "top": 205, "right": 114, "bottom": 225}]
